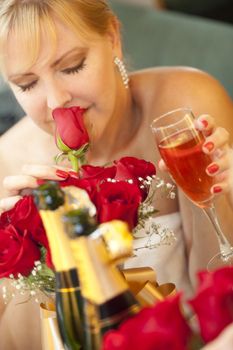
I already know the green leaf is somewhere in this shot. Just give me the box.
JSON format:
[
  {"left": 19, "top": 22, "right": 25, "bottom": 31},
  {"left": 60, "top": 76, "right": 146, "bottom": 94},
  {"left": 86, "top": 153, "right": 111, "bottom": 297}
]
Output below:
[
  {"left": 54, "top": 142, "right": 89, "bottom": 170},
  {"left": 54, "top": 152, "right": 66, "bottom": 165},
  {"left": 56, "top": 135, "right": 72, "bottom": 152},
  {"left": 71, "top": 143, "right": 89, "bottom": 157}
]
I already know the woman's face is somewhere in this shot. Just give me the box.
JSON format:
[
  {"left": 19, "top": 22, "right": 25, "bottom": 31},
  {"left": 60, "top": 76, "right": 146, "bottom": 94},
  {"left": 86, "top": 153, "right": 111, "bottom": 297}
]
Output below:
[{"left": 5, "top": 16, "right": 122, "bottom": 140}]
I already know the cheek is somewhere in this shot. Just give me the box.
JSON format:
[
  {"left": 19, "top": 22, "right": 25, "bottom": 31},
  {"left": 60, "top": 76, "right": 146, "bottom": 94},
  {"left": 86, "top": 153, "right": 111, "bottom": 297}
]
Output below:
[
  {"left": 81, "top": 44, "right": 116, "bottom": 104},
  {"left": 12, "top": 89, "right": 49, "bottom": 128},
  {"left": 13, "top": 86, "right": 37, "bottom": 109},
  {"left": 11, "top": 87, "right": 38, "bottom": 114},
  {"left": 86, "top": 61, "right": 117, "bottom": 109}
]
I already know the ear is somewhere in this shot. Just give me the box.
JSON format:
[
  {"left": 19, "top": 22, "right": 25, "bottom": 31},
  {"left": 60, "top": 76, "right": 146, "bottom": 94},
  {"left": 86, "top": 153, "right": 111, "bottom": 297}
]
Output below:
[{"left": 106, "top": 17, "right": 123, "bottom": 60}]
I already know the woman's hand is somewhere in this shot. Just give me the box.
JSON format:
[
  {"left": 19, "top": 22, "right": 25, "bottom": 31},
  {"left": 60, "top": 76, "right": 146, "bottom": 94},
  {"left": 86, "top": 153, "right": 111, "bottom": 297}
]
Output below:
[
  {"left": 0, "top": 164, "right": 73, "bottom": 212},
  {"left": 159, "top": 114, "right": 231, "bottom": 196},
  {"left": 202, "top": 323, "right": 233, "bottom": 350}
]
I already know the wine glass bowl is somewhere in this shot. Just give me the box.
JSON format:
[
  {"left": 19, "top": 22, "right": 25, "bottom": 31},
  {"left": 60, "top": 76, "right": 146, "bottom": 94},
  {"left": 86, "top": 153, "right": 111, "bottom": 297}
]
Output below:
[
  {"left": 151, "top": 108, "right": 214, "bottom": 208},
  {"left": 151, "top": 107, "right": 233, "bottom": 270}
]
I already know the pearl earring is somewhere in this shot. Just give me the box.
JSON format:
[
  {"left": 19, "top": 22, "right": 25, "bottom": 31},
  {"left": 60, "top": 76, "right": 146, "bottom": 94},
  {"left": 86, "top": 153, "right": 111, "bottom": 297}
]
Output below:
[{"left": 114, "top": 56, "right": 129, "bottom": 89}]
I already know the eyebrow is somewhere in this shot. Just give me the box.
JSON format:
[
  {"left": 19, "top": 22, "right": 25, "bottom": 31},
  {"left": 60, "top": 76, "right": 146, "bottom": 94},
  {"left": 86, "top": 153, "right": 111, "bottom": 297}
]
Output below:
[{"left": 8, "top": 47, "right": 87, "bottom": 81}]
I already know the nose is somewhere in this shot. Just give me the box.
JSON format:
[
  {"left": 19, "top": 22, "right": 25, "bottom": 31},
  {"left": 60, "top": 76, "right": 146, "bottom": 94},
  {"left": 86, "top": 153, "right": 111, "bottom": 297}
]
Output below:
[{"left": 46, "top": 79, "right": 72, "bottom": 110}]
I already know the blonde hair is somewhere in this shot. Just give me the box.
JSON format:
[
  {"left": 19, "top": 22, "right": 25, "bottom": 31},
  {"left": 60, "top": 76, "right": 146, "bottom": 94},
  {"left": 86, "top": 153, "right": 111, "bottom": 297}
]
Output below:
[{"left": 0, "top": 0, "right": 117, "bottom": 73}]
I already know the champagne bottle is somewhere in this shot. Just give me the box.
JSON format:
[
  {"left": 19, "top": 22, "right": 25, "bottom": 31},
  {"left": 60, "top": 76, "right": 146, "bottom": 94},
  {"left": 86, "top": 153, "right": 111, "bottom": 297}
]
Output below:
[
  {"left": 33, "top": 181, "right": 85, "bottom": 350},
  {"left": 63, "top": 209, "right": 101, "bottom": 350},
  {"left": 63, "top": 208, "right": 98, "bottom": 238},
  {"left": 65, "top": 219, "right": 141, "bottom": 336}
]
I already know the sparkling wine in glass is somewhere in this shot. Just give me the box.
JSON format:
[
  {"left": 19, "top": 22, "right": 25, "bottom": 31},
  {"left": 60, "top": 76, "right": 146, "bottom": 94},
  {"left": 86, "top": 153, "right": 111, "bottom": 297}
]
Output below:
[{"left": 151, "top": 107, "right": 233, "bottom": 270}]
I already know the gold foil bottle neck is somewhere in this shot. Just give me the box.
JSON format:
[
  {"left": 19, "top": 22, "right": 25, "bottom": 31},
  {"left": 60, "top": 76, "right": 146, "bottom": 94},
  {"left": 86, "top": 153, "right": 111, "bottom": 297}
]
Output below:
[
  {"left": 40, "top": 208, "right": 76, "bottom": 271},
  {"left": 70, "top": 236, "right": 129, "bottom": 304},
  {"left": 91, "top": 220, "right": 133, "bottom": 263}
]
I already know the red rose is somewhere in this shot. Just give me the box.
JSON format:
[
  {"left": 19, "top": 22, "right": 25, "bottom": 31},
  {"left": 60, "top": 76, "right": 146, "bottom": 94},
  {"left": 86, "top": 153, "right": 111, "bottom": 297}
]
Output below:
[
  {"left": 0, "top": 196, "right": 48, "bottom": 248},
  {"left": 102, "top": 330, "right": 129, "bottom": 350},
  {"left": 189, "top": 267, "right": 233, "bottom": 342},
  {"left": 115, "top": 157, "right": 156, "bottom": 180},
  {"left": 80, "top": 164, "right": 116, "bottom": 186},
  {"left": 114, "top": 157, "right": 156, "bottom": 198},
  {"left": 60, "top": 176, "right": 97, "bottom": 204},
  {"left": 0, "top": 225, "right": 41, "bottom": 278},
  {"left": 102, "top": 295, "right": 191, "bottom": 350},
  {"left": 52, "top": 107, "right": 89, "bottom": 149},
  {"left": 95, "top": 181, "right": 142, "bottom": 230},
  {"left": 61, "top": 166, "right": 119, "bottom": 206}
]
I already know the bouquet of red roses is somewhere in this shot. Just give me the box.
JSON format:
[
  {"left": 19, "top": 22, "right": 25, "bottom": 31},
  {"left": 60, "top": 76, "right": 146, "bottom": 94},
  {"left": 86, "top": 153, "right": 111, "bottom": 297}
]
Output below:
[
  {"left": 0, "top": 155, "right": 163, "bottom": 297},
  {"left": 0, "top": 105, "right": 176, "bottom": 300}
]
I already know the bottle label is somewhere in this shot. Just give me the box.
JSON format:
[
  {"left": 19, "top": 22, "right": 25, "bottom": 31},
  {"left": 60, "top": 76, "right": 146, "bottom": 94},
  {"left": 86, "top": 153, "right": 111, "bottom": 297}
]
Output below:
[
  {"left": 57, "top": 286, "right": 81, "bottom": 293},
  {"left": 100, "top": 304, "right": 140, "bottom": 329},
  {"left": 71, "top": 237, "right": 129, "bottom": 304}
]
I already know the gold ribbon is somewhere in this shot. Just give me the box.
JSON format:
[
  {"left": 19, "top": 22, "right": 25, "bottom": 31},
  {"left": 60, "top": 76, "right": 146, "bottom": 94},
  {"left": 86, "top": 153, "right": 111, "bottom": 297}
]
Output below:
[
  {"left": 40, "top": 267, "right": 176, "bottom": 349},
  {"left": 122, "top": 267, "right": 176, "bottom": 306},
  {"left": 40, "top": 302, "right": 65, "bottom": 350}
]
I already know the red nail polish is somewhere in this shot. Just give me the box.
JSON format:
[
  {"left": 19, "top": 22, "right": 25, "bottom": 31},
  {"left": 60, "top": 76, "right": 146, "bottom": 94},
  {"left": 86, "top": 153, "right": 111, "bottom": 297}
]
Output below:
[
  {"left": 37, "top": 179, "right": 45, "bottom": 186},
  {"left": 203, "top": 141, "right": 214, "bottom": 152},
  {"left": 201, "top": 120, "right": 208, "bottom": 128},
  {"left": 69, "top": 171, "right": 79, "bottom": 178},
  {"left": 55, "top": 169, "right": 69, "bottom": 179},
  {"left": 213, "top": 186, "right": 222, "bottom": 194},
  {"left": 205, "top": 130, "right": 212, "bottom": 137},
  {"left": 207, "top": 164, "right": 219, "bottom": 175}
]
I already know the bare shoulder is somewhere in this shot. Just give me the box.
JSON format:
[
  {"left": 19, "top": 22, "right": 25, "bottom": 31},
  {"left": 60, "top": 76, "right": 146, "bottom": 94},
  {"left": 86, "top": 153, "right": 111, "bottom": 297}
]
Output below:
[
  {"left": 130, "top": 66, "right": 233, "bottom": 136},
  {"left": 0, "top": 116, "right": 56, "bottom": 179},
  {"left": 0, "top": 116, "right": 43, "bottom": 149},
  {"left": 131, "top": 66, "right": 233, "bottom": 107}
]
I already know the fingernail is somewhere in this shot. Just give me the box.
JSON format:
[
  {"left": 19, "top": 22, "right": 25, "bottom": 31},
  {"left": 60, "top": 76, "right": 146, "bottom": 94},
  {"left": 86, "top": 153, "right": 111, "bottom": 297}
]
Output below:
[
  {"left": 69, "top": 171, "right": 79, "bottom": 178},
  {"left": 212, "top": 186, "right": 222, "bottom": 194},
  {"left": 37, "top": 179, "right": 45, "bottom": 186},
  {"left": 203, "top": 142, "right": 214, "bottom": 153},
  {"left": 206, "top": 163, "right": 219, "bottom": 175},
  {"left": 195, "top": 119, "right": 208, "bottom": 130},
  {"left": 55, "top": 169, "right": 69, "bottom": 179},
  {"left": 201, "top": 119, "right": 208, "bottom": 128}
]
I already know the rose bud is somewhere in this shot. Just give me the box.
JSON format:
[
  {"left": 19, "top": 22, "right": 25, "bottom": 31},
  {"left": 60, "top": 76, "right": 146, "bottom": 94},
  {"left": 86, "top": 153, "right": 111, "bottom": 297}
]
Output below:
[{"left": 52, "top": 107, "right": 89, "bottom": 171}]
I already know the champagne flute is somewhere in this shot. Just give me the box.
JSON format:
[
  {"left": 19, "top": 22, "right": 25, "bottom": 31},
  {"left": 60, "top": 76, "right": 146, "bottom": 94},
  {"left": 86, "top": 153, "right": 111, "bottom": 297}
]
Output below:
[{"left": 151, "top": 107, "right": 233, "bottom": 270}]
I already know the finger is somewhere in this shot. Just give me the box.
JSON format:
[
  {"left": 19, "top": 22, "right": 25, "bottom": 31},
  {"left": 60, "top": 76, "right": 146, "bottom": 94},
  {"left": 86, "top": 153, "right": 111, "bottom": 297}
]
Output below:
[
  {"left": 211, "top": 179, "right": 229, "bottom": 196},
  {"left": 3, "top": 175, "right": 38, "bottom": 196},
  {"left": 206, "top": 153, "right": 230, "bottom": 177},
  {"left": 21, "top": 164, "right": 70, "bottom": 180},
  {"left": 0, "top": 196, "right": 22, "bottom": 213},
  {"left": 195, "top": 114, "right": 215, "bottom": 136},
  {"left": 202, "top": 127, "right": 230, "bottom": 155}
]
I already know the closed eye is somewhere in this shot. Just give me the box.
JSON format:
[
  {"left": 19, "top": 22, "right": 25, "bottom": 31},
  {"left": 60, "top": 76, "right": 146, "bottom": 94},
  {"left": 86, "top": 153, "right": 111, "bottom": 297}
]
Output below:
[
  {"left": 18, "top": 80, "right": 38, "bottom": 92},
  {"left": 62, "top": 59, "right": 86, "bottom": 75}
]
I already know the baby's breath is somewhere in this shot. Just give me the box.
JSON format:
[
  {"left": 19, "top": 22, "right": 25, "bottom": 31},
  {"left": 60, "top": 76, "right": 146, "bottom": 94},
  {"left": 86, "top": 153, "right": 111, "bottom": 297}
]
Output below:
[
  {"left": 1, "top": 258, "right": 55, "bottom": 304},
  {"left": 133, "top": 176, "right": 176, "bottom": 250}
]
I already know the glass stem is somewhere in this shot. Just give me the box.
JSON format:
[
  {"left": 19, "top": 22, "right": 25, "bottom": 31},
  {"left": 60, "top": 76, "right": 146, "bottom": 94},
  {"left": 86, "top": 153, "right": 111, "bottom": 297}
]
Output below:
[{"left": 203, "top": 205, "right": 233, "bottom": 257}]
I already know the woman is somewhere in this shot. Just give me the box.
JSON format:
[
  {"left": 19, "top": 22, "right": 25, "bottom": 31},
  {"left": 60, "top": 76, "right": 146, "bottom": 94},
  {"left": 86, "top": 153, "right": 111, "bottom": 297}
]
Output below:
[{"left": 0, "top": 1, "right": 232, "bottom": 349}]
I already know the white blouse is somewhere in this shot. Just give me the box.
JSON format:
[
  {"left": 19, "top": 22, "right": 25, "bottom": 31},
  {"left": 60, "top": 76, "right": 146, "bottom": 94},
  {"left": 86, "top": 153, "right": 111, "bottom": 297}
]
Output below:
[{"left": 124, "top": 212, "right": 194, "bottom": 299}]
